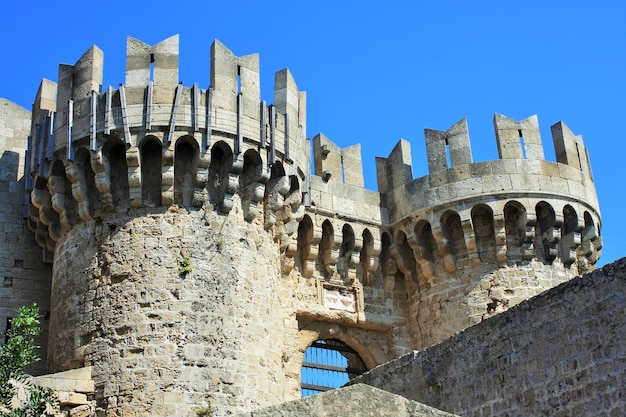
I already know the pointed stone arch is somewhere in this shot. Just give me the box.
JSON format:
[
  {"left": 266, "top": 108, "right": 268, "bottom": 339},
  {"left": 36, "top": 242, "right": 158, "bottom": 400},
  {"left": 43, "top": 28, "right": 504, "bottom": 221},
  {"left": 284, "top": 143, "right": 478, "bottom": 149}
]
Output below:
[
  {"left": 240, "top": 149, "right": 265, "bottom": 221},
  {"left": 72, "top": 147, "right": 101, "bottom": 219},
  {"left": 174, "top": 136, "right": 198, "bottom": 207},
  {"left": 319, "top": 219, "right": 337, "bottom": 279},
  {"left": 379, "top": 232, "right": 397, "bottom": 291},
  {"left": 140, "top": 137, "right": 163, "bottom": 207},
  {"left": 103, "top": 139, "right": 130, "bottom": 210},
  {"left": 339, "top": 224, "right": 356, "bottom": 284},
  {"left": 49, "top": 159, "right": 78, "bottom": 229},
  {"left": 504, "top": 201, "right": 527, "bottom": 263},
  {"left": 360, "top": 228, "right": 376, "bottom": 286},
  {"left": 392, "top": 229, "right": 417, "bottom": 283},
  {"left": 297, "top": 214, "right": 315, "bottom": 276},
  {"left": 471, "top": 204, "right": 497, "bottom": 264},
  {"left": 413, "top": 220, "right": 436, "bottom": 281},
  {"left": 535, "top": 202, "right": 558, "bottom": 262},
  {"left": 207, "top": 141, "right": 233, "bottom": 209},
  {"left": 441, "top": 210, "right": 466, "bottom": 268},
  {"left": 581, "top": 211, "right": 602, "bottom": 268}
]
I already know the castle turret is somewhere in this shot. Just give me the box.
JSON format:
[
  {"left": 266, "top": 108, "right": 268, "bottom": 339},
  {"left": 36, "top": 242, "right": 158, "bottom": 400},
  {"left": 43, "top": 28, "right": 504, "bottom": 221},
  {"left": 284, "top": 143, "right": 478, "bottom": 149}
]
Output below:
[
  {"left": 373, "top": 114, "right": 601, "bottom": 348},
  {"left": 25, "top": 36, "right": 312, "bottom": 416},
  {"left": 11, "top": 35, "right": 602, "bottom": 417}
]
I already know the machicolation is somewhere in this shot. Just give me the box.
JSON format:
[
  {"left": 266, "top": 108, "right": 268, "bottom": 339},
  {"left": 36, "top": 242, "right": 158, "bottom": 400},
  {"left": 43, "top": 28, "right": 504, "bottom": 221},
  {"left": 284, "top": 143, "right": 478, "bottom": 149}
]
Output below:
[{"left": 0, "top": 34, "right": 616, "bottom": 417}]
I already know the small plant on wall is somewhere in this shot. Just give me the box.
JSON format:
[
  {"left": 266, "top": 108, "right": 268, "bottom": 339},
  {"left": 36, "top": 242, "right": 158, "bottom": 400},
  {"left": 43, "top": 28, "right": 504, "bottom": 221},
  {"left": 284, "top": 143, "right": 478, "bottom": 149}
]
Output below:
[{"left": 179, "top": 256, "right": 192, "bottom": 276}]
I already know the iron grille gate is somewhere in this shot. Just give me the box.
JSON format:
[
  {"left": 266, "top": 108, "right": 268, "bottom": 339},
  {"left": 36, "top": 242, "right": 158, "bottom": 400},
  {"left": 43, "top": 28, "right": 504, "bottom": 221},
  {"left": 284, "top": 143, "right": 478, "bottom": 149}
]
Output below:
[{"left": 301, "top": 339, "right": 367, "bottom": 397}]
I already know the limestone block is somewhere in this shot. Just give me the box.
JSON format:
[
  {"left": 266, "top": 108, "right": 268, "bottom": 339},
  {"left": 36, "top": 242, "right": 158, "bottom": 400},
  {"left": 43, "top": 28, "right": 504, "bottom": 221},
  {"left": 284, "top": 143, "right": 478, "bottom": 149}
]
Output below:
[
  {"left": 510, "top": 173, "right": 540, "bottom": 191},
  {"left": 57, "top": 391, "right": 89, "bottom": 406},
  {"left": 482, "top": 174, "right": 513, "bottom": 193},
  {"left": 491, "top": 159, "right": 518, "bottom": 175}
]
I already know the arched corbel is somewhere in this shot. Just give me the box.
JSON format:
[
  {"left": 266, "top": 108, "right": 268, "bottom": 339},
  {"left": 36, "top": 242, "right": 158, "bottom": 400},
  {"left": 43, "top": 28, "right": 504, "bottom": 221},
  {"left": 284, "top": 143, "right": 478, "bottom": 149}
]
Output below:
[
  {"left": 561, "top": 212, "right": 583, "bottom": 265},
  {"left": 405, "top": 227, "right": 435, "bottom": 281},
  {"left": 430, "top": 225, "right": 457, "bottom": 273},
  {"left": 161, "top": 146, "right": 175, "bottom": 206},
  {"left": 275, "top": 177, "right": 305, "bottom": 245},
  {"left": 339, "top": 225, "right": 362, "bottom": 285},
  {"left": 193, "top": 149, "right": 211, "bottom": 208},
  {"left": 319, "top": 218, "right": 341, "bottom": 281},
  {"left": 492, "top": 211, "right": 508, "bottom": 264},
  {"left": 243, "top": 163, "right": 269, "bottom": 222},
  {"left": 126, "top": 146, "right": 142, "bottom": 208},
  {"left": 388, "top": 241, "right": 416, "bottom": 285},
  {"left": 543, "top": 213, "right": 562, "bottom": 262},
  {"left": 90, "top": 148, "right": 114, "bottom": 213},
  {"left": 65, "top": 160, "right": 92, "bottom": 221},
  {"left": 460, "top": 215, "right": 481, "bottom": 266},
  {"left": 48, "top": 171, "right": 72, "bottom": 232},
  {"left": 303, "top": 222, "right": 322, "bottom": 277},
  {"left": 264, "top": 174, "right": 290, "bottom": 230},
  {"left": 221, "top": 153, "right": 244, "bottom": 213},
  {"left": 522, "top": 210, "right": 536, "bottom": 261},
  {"left": 282, "top": 233, "right": 298, "bottom": 275}
]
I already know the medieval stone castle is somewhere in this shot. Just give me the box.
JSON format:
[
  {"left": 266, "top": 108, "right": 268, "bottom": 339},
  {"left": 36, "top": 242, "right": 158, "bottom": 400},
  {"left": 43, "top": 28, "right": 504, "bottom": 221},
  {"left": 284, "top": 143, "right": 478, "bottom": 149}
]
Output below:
[{"left": 0, "top": 35, "right": 623, "bottom": 416}]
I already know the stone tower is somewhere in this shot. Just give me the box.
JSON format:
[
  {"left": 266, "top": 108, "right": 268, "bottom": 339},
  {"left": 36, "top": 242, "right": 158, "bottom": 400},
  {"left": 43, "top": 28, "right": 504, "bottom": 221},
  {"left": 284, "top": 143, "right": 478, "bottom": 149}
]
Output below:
[{"left": 8, "top": 35, "right": 602, "bottom": 416}]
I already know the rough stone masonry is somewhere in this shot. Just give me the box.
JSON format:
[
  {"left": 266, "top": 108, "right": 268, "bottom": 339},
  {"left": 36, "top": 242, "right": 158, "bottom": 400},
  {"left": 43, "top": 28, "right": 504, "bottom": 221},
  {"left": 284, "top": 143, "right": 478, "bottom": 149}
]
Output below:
[{"left": 0, "top": 34, "right": 611, "bottom": 416}]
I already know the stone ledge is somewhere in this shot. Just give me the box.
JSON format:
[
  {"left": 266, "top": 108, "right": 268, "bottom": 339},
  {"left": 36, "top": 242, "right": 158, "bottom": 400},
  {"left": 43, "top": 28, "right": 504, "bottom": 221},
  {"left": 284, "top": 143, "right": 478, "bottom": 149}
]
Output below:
[{"left": 32, "top": 366, "right": 94, "bottom": 394}]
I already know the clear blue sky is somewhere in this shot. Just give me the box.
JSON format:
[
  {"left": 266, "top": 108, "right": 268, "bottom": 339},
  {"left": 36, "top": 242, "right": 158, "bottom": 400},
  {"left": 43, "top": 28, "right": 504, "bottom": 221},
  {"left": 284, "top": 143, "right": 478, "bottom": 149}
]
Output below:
[{"left": 1, "top": 1, "right": 624, "bottom": 266}]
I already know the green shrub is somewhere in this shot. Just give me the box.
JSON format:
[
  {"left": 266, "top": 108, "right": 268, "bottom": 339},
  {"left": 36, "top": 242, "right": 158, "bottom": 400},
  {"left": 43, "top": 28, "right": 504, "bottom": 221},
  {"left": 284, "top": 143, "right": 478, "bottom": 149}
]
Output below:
[{"left": 0, "top": 304, "right": 58, "bottom": 416}]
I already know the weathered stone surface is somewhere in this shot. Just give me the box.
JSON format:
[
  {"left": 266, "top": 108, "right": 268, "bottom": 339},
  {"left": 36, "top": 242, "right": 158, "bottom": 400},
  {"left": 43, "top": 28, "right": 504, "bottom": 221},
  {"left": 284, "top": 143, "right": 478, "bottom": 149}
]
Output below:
[
  {"left": 0, "top": 35, "right": 611, "bottom": 417},
  {"left": 353, "top": 258, "right": 626, "bottom": 416},
  {"left": 0, "top": 99, "right": 52, "bottom": 375},
  {"left": 239, "top": 384, "right": 458, "bottom": 417}
]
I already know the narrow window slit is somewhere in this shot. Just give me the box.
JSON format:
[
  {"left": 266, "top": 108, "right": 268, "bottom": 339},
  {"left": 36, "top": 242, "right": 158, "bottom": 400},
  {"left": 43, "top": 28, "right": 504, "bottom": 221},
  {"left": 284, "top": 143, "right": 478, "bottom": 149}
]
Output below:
[
  {"left": 149, "top": 53, "right": 155, "bottom": 82},
  {"left": 518, "top": 129, "right": 527, "bottom": 159},
  {"left": 237, "top": 65, "right": 242, "bottom": 94}
]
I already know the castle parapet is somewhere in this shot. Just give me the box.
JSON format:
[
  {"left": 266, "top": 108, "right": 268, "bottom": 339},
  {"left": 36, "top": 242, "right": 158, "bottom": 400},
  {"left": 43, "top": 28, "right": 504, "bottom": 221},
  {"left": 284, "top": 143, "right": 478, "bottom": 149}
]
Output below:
[
  {"left": 376, "top": 115, "right": 601, "bottom": 272},
  {"left": 25, "top": 36, "right": 311, "bottom": 259}
]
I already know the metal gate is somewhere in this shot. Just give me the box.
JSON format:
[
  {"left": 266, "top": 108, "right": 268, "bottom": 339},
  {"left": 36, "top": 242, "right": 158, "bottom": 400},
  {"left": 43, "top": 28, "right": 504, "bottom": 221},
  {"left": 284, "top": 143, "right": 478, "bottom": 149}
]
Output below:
[{"left": 301, "top": 339, "right": 367, "bottom": 397}]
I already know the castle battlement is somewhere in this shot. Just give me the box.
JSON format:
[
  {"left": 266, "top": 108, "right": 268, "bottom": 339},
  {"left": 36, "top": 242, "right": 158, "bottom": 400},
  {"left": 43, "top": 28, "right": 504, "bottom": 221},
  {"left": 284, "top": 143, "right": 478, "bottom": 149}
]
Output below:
[{"left": 0, "top": 34, "right": 605, "bottom": 416}]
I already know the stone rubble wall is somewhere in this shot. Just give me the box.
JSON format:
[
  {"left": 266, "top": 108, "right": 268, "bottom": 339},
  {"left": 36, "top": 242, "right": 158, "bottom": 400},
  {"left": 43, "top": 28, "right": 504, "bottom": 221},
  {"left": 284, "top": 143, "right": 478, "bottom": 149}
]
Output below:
[
  {"left": 48, "top": 205, "right": 296, "bottom": 416},
  {"left": 352, "top": 257, "right": 626, "bottom": 416}
]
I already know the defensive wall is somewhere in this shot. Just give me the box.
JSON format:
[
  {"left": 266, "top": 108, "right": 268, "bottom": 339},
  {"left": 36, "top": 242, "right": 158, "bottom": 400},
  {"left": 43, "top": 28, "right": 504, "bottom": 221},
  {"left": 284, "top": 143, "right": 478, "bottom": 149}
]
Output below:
[
  {"left": 0, "top": 34, "right": 608, "bottom": 416},
  {"left": 352, "top": 257, "right": 626, "bottom": 416}
]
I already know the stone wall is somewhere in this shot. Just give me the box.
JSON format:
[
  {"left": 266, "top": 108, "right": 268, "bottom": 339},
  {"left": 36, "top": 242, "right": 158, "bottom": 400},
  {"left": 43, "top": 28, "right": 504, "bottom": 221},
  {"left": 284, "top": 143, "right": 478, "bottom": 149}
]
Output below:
[
  {"left": 353, "top": 257, "right": 626, "bottom": 416},
  {"left": 0, "top": 99, "right": 52, "bottom": 375},
  {"left": 239, "top": 384, "right": 459, "bottom": 417},
  {"left": 48, "top": 205, "right": 295, "bottom": 416}
]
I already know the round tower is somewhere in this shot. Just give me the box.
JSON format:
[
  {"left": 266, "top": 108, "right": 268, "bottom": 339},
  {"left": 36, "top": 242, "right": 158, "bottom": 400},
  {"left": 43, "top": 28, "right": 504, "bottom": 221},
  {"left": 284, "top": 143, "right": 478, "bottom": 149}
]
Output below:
[
  {"left": 374, "top": 115, "right": 602, "bottom": 349},
  {"left": 27, "top": 36, "right": 309, "bottom": 416},
  {"left": 22, "top": 34, "right": 603, "bottom": 416}
]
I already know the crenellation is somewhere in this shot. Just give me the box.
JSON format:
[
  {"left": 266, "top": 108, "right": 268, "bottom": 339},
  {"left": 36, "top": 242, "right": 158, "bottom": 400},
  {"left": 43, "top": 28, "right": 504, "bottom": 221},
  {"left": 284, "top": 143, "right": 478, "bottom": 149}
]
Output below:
[
  {"left": 211, "top": 40, "right": 251, "bottom": 114},
  {"left": 552, "top": 121, "right": 583, "bottom": 171},
  {"left": 494, "top": 114, "right": 544, "bottom": 160},
  {"left": 425, "top": 117, "right": 472, "bottom": 173},
  {"left": 313, "top": 133, "right": 341, "bottom": 182},
  {"left": 0, "top": 35, "right": 611, "bottom": 417},
  {"left": 54, "top": 46, "right": 104, "bottom": 153},
  {"left": 376, "top": 139, "right": 412, "bottom": 194}
]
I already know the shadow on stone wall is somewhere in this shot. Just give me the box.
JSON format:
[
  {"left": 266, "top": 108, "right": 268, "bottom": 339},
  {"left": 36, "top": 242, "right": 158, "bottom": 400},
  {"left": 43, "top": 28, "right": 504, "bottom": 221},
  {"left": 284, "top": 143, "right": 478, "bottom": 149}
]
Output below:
[{"left": 351, "top": 258, "right": 626, "bottom": 416}]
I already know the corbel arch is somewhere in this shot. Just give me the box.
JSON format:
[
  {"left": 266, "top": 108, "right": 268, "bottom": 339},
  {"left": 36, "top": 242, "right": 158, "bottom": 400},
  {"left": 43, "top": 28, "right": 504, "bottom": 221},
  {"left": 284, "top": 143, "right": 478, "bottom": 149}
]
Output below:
[
  {"left": 504, "top": 200, "right": 527, "bottom": 263},
  {"left": 174, "top": 135, "right": 199, "bottom": 207},
  {"left": 103, "top": 138, "right": 130, "bottom": 210},
  {"left": 140, "top": 136, "right": 163, "bottom": 207},
  {"left": 471, "top": 203, "right": 497, "bottom": 264},
  {"left": 207, "top": 140, "right": 233, "bottom": 209},
  {"left": 535, "top": 201, "right": 558, "bottom": 262}
]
